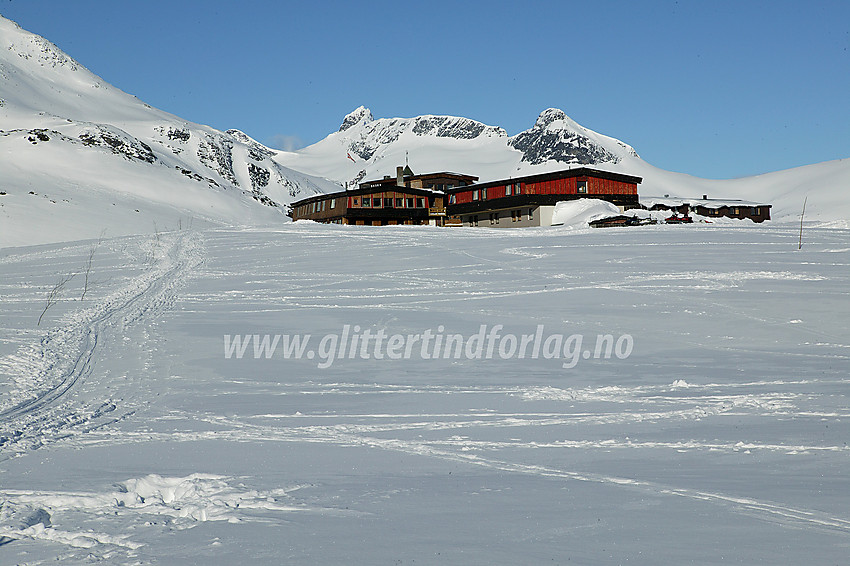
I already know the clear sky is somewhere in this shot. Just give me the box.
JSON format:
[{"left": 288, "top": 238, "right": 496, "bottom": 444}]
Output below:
[{"left": 2, "top": 0, "right": 848, "bottom": 179}]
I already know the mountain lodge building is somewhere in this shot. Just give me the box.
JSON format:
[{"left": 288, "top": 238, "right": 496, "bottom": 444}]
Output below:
[
  {"left": 290, "top": 166, "right": 770, "bottom": 227},
  {"left": 290, "top": 168, "right": 477, "bottom": 226}
]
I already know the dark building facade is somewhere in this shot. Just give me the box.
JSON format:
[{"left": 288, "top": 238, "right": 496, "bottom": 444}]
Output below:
[
  {"left": 290, "top": 168, "right": 477, "bottom": 226},
  {"left": 644, "top": 196, "right": 772, "bottom": 223}
]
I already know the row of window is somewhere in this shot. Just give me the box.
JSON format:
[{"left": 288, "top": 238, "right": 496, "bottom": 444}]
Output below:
[
  {"left": 298, "top": 198, "right": 337, "bottom": 216},
  {"left": 468, "top": 209, "right": 534, "bottom": 226},
  {"left": 298, "top": 195, "right": 434, "bottom": 216},
  {"left": 505, "top": 182, "right": 521, "bottom": 196},
  {"left": 449, "top": 179, "right": 593, "bottom": 205},
  {"left": 706, "top": 207, "right": 761, "bottom": 216},
  {"left": 465, "top": 182, "right": 526, "bottom": 202},
  {"left": 352, "top": 197, "right": 427, "bottom": 208}
]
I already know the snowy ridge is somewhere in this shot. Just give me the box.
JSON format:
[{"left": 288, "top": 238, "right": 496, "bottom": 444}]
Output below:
[
  {"left": 277, "top": 106, "right": 629, "bottom": 189},
  {"left": 0, "top": 15, "right": 340, "bottom": 247}
]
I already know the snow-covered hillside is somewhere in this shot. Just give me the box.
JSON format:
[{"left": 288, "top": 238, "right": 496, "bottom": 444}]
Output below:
[
  {"left": 277, "top": 106, "right": 850, "bottom": 224},
  {"left": 0, "top": 15, "right": 339, "bottom": 247}
]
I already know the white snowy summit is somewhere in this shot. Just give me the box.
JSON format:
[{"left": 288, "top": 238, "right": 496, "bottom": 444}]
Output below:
[
  {"left": 0, "top": 15, "right": 338, "bottom": 247},
  {"left": 508, "top": 108, "right": 637, "bottom": 165}
]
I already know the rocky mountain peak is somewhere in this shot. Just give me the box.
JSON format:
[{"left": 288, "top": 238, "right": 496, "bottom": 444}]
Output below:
[
  {"left": 339, "top": 106, "right": 374, "bottom": 131},
  {"left": 534, "top": 108, "right": 568, "bottom": 129},
  {"left": 508, "top": 108, "right": 620, "bottom": 166}
]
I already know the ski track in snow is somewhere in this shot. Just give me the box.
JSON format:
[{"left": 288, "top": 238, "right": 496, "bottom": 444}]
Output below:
[{"left": 0, "top": 231, "right": 204, "bottom": 457}]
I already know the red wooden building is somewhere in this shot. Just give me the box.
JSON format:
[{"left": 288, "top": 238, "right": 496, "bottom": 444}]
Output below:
[{"left": 445, "top": 167, "right": 642, "bottom": 227}]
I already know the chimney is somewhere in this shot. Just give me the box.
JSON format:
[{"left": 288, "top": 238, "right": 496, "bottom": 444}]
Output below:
[
  {"left": 703, "top": 194, "right": 708, "bottom": 200},
  {"left": 396, "top": 166, "right": 404, "bottom": 187}
]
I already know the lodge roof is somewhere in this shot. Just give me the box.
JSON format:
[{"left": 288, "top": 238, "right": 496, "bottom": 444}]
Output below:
[
  {"left": 445, "top": 167, "right": 642, "bottom": 193},
  {"left": 359, "top": 171, "right": 478, "bottom": 188},
  {"left": 290, "top": 184, "right": 443, "bottom": 208}
]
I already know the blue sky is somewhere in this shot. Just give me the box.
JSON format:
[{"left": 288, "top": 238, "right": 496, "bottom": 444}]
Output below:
[{"left": 2, "top": 0, "right": 848, "bottom": 179}]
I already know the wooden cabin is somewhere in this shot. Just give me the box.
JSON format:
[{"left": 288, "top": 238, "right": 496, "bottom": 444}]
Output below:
[{"left": 445, "top": 168, "right": 642, "bottom": 227}]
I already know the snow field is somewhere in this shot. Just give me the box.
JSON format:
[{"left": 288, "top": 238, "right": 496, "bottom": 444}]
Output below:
[{"left": 0, "top": 222, "right": 848, "bottom": 564}]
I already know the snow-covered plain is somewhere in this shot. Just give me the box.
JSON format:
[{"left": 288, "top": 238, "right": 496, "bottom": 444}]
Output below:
[{"left": 1, "top": 221, "right": 848, "bottom": 564}]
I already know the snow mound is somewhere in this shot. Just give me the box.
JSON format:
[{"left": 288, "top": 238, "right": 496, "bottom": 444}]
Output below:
[
  {"left": 0, "top": 473, "right": 312, "bottom": 550},
  {"left": 550, "top": 199, "right": 624, "bottom": 228}
]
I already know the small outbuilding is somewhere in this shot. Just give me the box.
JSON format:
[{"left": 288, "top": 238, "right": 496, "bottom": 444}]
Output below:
[{"left": 643, "top": 195, "right": 771, "bottom": 223}]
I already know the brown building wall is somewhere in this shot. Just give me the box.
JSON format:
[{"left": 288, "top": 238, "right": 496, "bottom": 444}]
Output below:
[{"left": 292, "top": 188, "right": 444, "bottom": 225}]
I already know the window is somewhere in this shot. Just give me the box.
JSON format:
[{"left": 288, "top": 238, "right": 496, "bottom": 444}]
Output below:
[
  {"left": 448, "top": 194, "right": 456, "bottom": 204},
  {"left": 362, "top": 197, "right": 371, "bottom": 207},
  {"left": 577, "top": 180, "right": 587, "bottom": 194},
  {"left": 396, "top": 198, "right": 404, "bottom": 207},
  {"left": 514, "top": 182, "right": 521, "bottom": 194},
  {"left": 330, "top": 199, "right": 336, "bottom": 208},
  {"left": 528, "top": 208, "right": 533, "bottom": 221},
  {"left": 473, "top": 189, "right": 479, "bottom": 201},
  {"left": 406, "top": 198, "right": 414, "bottom": 208},
  {"left": 505, "top": 184, "right": 512, "bottom": 196},
  {"left": 353, "top": 198, "right": 359, "bottom": 206},
  {"left": 416, "top": 198, "right": 425, "bottom": 208},
  {"left": 481, "top": 188, "right": 487, "bottom": 199}
]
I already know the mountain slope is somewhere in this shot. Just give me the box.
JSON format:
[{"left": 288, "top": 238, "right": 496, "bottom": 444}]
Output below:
[
  {"left": 276, "top": 106, "right": 849, "bottom": 224},
  {"left": 0, "top": 15, "right": 339, "bottom": 247}
]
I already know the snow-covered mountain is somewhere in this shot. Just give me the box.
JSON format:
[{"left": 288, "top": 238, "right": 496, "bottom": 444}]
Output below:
[
  {"left": 2, "top": 12, "right": 847, "bottom": 249},
  {"left": 277, "top": 106, "right": 850, "bottom": 225},
  {"left": 276, "top": 105, "right": 638, "bottom": 189},
  {"left": 0, "top": 15, "right": 339, "bottom": 247}
]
